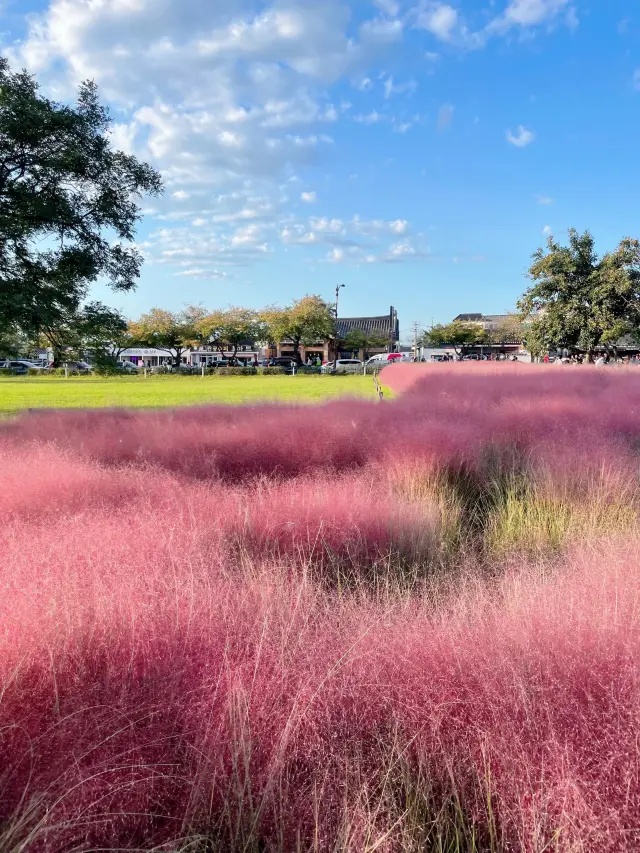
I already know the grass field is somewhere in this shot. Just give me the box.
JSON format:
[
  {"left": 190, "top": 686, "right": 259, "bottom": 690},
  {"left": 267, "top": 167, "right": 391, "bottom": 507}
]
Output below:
[
  {"left": 0, "top": 373, "right": 380, "bottom": 412},
  {"left": 1, "top": 365, "right": 639, "bottom": 852}
]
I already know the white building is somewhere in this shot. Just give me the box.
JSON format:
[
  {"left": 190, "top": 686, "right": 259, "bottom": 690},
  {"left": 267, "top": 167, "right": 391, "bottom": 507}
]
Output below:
[{"left": 119, "top": 344, "right": 265, "bottom": 367}]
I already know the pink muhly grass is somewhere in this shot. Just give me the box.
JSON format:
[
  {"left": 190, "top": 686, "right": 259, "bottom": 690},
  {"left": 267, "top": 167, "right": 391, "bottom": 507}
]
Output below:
[{"left": 0, "top": 369, "right": 639, "bottom": 850}]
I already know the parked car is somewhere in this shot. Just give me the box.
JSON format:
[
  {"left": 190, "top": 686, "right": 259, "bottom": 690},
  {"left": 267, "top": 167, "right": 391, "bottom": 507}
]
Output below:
[
  {"left": 0, "top": 359, "right": 44, "bottom": 374},
  {"left": 115, "top": 360, "right": 140, "bottom": 373},
  {"left": 63, "top": 360, "right": 92, "bottom": 373},
  {"left": 323, "top": 359, "right": 363, "bottom": 374},
  {"left": 269, "top": 357, "right": 297, "bottom": 369}
]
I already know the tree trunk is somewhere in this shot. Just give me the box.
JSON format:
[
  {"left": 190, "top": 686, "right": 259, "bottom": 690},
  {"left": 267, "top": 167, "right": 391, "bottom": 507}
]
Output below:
[
  {"left": 173, "top": 349, "right": 182, "bottom": 371},
  {"left": 292, "top": 340, "right": 302, "bottom": 366}
]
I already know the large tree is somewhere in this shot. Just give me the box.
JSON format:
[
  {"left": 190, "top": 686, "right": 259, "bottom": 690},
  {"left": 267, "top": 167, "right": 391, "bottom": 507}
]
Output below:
[
  {"left": 130, "top": 308, "right": 197, "bottom": 370},
  {"left": 35, "top": 301, "right": 127, "bottom": 366},
  {"left": 517, "top": 229, "right": 640, "bottom": 361},
  {"left": 263, "top": 295, "right": 336, "bottom": 365},
  {"left": 0, "top": 59, "right": 162, "bottom": 337},
  {"left": 421, "top": 321, "right": 488, "bottom": 357},
  {"left": 341, "top": 329, "right": 388, "bottom": 360},
  {"left": 192, "top": 306, "right": 266, "bottom": 361}
]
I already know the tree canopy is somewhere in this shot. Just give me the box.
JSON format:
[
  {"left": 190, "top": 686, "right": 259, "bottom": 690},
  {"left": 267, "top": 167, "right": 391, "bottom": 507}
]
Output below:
[
  {"left": 421, "top": 321, "right": 488, "bottom": 355},
  {"left": 341, "top": 329, "right": 388, "bottom": 359},
  {"left": 517, "top": 229, "right": 640, "bottom": 359},
  {"left": 192, "top": 307, "right": 266, "bottom": 360},
  {"left": 262, "top": 295, "right": 336, "bottom": 364},
  {"left": 0, "top": 59, "right": 162, "bottom": 338},
  {"left": 130, "top": 308, "right": 198, "bottom": 370}
]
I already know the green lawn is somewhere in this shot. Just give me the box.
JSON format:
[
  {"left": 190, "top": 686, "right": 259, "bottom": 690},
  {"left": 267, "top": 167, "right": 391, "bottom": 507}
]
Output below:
[{"left": 0, "top": 374, "right": 384, "bottom": 413}]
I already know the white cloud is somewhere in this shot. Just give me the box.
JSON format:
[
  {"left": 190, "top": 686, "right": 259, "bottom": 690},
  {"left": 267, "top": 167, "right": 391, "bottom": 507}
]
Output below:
[
  {"left": 360, "top": 17, "right": 404, "bottom": 42},
  {"left": 175, "top": 268, "right": 229, "bottom": 278},
  {"left": 565, "top": 7, "right": 579, "bottom": 31},
  {"left": 354, "top": 110, "right": 386, "bottom": 124},
  {"left": 542, "top": 225, "right": 552, "bottom": 235},
  {"left": 383, "top": 75, "right": 417, "bottom": 98},
  {"left": 356, "top": 77, "right": 373, "bottom": 91},
  {"left": 389, "top": 219, "right": 409, "bottom": 234},
  {"left": 536, "top": 194, "right": 554, "bottom": 205},
  {"left": 172, "top": 190, "right": 190, "bottom": 200},
  {"left": 437, "top": 103, "right": 454, "bottom": 131},
  {"left": 415, "top": 3, "right": 459, "bottom": 42},
  {"left": 301, "top": 191, "right": 317, "bottom": 203},
  {"left": 506, "top": 125, "right": 535, "bottom": 147},
  {"left": 374, "top": 0, "right": 401, "bottom": 15},
  {"left": 488, "top": 0, "right": 571, "bottom": 33},
  {"left": 192, "top": 217, "right": 207, "bottom": 226}
]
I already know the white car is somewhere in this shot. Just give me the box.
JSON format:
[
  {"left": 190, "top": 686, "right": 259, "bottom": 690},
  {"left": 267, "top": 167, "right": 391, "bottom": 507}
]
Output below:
[
  {"left": 116, "top": 360, "right": 140, "bottom": 373},
  {"left": 322, "top": 359, "right": 363, "bottom": 374}
]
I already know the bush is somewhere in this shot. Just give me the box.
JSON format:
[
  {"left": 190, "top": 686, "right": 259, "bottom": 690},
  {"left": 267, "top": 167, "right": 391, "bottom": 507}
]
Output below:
[
  {"left": 0, "top": 367, "right": 18, "bottom": 376},
  {"left": 93, "top": 364, "right": 124, "bottom": 376},
  {"left": 216, "top": 366, "right": 258, "bottom": 376},
  {"left": 257, "top": 366, "right": 287, "bottom": 375}
]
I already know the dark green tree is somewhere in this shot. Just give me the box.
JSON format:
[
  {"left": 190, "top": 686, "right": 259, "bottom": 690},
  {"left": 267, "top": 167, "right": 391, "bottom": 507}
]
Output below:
[
  {"left": 35, "top": 301, "right": 127, "bottom": 366},
  {"left": 421, "top": 321, "right": 488, "bottom": 357},
  {"left": 341, "top": 329, "right": 388, "bottom": 360},
  {"left": 518, "top": 229, "right": 640, "bottom": 361},
  {"left": 0, "top": 59, "right": 162, "bottom": 337}
]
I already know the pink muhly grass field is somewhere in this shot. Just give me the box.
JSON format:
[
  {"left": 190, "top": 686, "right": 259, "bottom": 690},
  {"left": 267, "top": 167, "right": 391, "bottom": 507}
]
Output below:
[{"left": 0, "top": 365, "right": 639, "bottom": 852}]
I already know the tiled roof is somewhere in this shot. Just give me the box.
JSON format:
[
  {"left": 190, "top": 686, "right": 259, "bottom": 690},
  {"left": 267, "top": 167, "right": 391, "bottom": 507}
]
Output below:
[
  {"left": 454, "top": 313, "right": 483, "bottom": 322},
  {"left": 336, "top": 315, "right": 398, "bottom": 340}
]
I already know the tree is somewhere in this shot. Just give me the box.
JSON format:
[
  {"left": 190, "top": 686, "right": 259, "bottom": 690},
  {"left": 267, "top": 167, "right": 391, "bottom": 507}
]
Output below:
[
  {"left": 192, "top": 306, "right": 266, "bottom": 361},
  {"left": 0, "top": 59, "right": 163, "bottom": 338},
  {"left": 421, "top": 321, "right": 488, "bottom": 356},
  {"left": 488, "top": 314, "right": 526, "bottom": 347},
  {"left": 341, "top": 329, "right": 388, "bottom": 360},
  {"left": 81, "top": 303, "right": 129, "bottom": 364},
  {"left": 33, "top": 301, "right": 126, "bottom": 365},
  {"left": 130, "top": 308, "right": 198, "bottom": 370},
  {"left": 262, "top": 295, "right": 336, "bottom": 365},
  {"left": 517, "top": 229, "right": 640, "bottom": 361},
  {"left": 0, "top": 323, "right": 30, "bottom": 358}
]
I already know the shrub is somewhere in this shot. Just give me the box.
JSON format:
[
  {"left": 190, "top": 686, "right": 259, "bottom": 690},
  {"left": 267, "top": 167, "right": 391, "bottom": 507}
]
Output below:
[
  {"left": 257, "top": 366, "right": 287, "bottom": 375},
  {"left": 216, "top": 366, "right": 257, "bottom": 376},
  {"left": 0, "top": 367, "right": 18, "bottom": 376}
]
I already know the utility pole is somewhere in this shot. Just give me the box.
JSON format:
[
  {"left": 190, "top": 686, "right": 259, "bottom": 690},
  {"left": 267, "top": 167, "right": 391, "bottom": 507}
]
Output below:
[
  {"left": 411, "top": 321, "right": 421, "bottom": 361},
  {"left": 334, "top": 284, "right": 345, "bottom": 363}
]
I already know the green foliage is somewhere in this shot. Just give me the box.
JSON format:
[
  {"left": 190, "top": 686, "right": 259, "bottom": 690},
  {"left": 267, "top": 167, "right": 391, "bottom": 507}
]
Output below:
[
  {"left": 262, "top": 296, "right": 336, "bottom": 364},
  {"left": 130, "top": 308, "right": 198, "bottom": 370},
  {"left": 341, "top": 329, "right": 388, "bottom": 357},
  {"left": 215, "top": 366, "right": 257, "bottom": 376},
  {"left": 0, "top": 59, "right": 162, "bottom": 338},
  {"left": 257, "top": 366, "right": 287, "bottom": 375},
  {"left": 34, "top": 300, "right": 126, "bottom": 366},
  {"left": 421, "top": 321, "right": 488, "bottom": 353},
  {"left": 190, "top": 306, "right": 267, "bottom": 358},
  {"left": 517, "top": 229, "right": 640, "bottom": 357}
]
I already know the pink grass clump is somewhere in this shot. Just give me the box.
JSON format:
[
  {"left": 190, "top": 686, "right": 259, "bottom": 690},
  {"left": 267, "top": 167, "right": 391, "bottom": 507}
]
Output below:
[{"left": 0, "top": 367, "right": 639, "bottom": 850}]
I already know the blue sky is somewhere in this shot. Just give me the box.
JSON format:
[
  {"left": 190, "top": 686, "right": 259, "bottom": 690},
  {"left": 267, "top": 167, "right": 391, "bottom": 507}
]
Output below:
[{"left": 2, "top": 0, "right": 639, "bottom": 337}]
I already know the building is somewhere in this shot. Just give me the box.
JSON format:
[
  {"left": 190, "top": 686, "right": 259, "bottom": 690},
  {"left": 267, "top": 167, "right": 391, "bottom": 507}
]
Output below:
[
  {"left": 453, "top": 313, "right": 516, "bottom": 333},
  {"left": 275, "top": 306, "right": 399, "bottom": 363},
  {"left": 119, "top": 343, "right": 264, "bottom": 367}
]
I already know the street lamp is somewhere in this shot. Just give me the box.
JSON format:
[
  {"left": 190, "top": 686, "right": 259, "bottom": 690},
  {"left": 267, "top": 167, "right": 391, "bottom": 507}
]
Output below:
[{"left": 333, "top": 284, "right": 345, "bottom": 365}]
